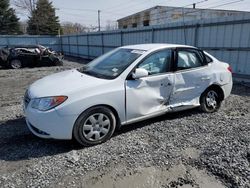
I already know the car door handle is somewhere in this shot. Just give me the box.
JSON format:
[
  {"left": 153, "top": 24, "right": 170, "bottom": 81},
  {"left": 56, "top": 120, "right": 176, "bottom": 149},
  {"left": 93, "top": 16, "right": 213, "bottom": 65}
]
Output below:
[
  {"left": 201, "top": 77, "right": 210, "bottom": 80},
  {"left": 161, "top": 83, "right": 172, "bottom": 87}
]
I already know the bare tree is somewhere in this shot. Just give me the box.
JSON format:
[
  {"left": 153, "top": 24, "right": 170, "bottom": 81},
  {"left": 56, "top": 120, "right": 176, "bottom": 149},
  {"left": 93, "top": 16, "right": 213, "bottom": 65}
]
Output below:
[
  {"left": 12, "top": 0, "right": 37, "bottom": 17},
  {"left": 105, "top": 20, "right": 118, "bottom": 31},
  {"left": 86, "top": 25, "right": 100, "bottom": 32},
  {"left": 19, "top": 21, "right": 28, "bottom": 34},
  {"left": 61, "top": 22, "right": 87, "bottom": 35}
]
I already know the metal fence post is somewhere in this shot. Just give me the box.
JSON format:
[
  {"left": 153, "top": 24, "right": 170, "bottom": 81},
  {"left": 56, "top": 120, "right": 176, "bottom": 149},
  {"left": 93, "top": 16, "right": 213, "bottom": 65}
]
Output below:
[
  {"left": 6, "top": 37, "right": 10, "bottom": 47},
  {"left": 151, "top": 28, "right": 155, "bottom": 43},
  {"left": 60, "top": 35, "right": 63, "bottom": 53},
  {"left": 87, "top": 34, "right": 90, "bottom": 59},
  {"left": 120, "top": 31, "right": 123, "bottom": 46},
  {"left": 76, "top": 35, "right": 79, "bottom": 57},
  {"left": 194, "top": 24, "right": 200, "bottom": 47},
  {"left": 101, "top": 32, "right": 104, "bottom": 54},
  {"left": 67, "top": 36, "right": 70, "bottom": 55}
]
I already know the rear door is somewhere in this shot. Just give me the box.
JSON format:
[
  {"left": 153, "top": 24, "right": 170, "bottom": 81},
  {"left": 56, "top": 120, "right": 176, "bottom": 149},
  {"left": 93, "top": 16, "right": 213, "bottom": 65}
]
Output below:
[
  {"left": 170, "top": 48, "right": 211, "bottom": 106},
  {"left": 125, "top": 48, "right": 175, "bottom": 122}
]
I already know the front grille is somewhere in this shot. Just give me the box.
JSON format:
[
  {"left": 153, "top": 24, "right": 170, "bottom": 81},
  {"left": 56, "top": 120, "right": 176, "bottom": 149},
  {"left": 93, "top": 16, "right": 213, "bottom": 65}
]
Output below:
[{"left": 24, "top": 90, "right": 31, "bottom": 108}]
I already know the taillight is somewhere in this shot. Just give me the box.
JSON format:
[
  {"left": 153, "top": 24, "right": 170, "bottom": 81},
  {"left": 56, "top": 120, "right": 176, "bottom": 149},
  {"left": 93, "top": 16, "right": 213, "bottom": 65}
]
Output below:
[{"left": 227, "top": 66, "right": 232, "bottom": 73}]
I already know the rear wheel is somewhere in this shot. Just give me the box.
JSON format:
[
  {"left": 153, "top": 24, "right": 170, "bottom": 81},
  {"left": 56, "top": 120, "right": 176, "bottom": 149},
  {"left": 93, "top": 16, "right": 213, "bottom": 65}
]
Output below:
[
  {"left": 73, "top": 106, "right": 116, "bottom": 146},
  {"left": 200, "top": 89, "right": 222, "bottom": 113},
  {"left": 54, "top": 60, "right": 63, "bottom": 66},
  {"left": 10, "top": 59, "right": 22, "bottom": 69}
]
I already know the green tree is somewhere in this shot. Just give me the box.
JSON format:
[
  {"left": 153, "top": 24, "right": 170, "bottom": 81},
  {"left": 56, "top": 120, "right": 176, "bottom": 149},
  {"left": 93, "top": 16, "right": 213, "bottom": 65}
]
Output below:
[
  {"left": 0, "top": 0, "right": 21, "bottom": 35},
  {"left": 27, "top": 0, "right": 60, "bottom": 35}
]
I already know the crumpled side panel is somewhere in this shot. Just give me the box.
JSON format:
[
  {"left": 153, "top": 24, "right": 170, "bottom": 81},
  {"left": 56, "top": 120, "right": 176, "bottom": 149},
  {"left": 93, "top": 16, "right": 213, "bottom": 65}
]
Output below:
[{"left": 126, "top": 74, "right": 174, "bottom": 121}]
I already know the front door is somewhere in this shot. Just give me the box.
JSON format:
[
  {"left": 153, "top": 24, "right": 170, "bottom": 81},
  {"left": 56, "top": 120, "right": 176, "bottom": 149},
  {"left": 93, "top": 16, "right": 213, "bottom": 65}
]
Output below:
[{"left": 125, "top": 49, "right": 174, "bottom": 122}]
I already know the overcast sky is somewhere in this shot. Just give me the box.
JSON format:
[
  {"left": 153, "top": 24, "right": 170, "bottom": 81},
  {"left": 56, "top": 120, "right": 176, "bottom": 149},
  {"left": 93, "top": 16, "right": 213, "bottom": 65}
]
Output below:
[{"left": 11, "top": 0, "right": 250, "bottom": 28}]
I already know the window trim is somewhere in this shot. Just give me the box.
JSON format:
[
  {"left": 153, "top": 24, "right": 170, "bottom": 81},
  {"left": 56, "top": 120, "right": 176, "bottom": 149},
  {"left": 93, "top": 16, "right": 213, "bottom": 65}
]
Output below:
[
  {"left": 143, "top": 20, "right": 149, "bottom": 26},
  {"left": 205, "top": 54, "right": 213, "bottom": 63},
  {"left": 132, "top": 23, "right": 137, "bottom": 28},
  {"left": 174, "top": 47, "right": 208, "bottom": 72},
  {"left": 126, "top": 48, "right": 175, "bottom": 80}
]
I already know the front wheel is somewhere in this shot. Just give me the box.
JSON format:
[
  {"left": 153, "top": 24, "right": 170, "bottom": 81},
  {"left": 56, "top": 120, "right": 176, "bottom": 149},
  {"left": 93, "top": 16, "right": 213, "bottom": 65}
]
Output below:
[
  {"left": 9, "top": 59, "right": 22, "bottom": 69},
  {"left": 200, "top": 89, "right": 222, "bottom": 113},
  {"left": 73, "top": 106, "right": 116, "bottom": 146}
]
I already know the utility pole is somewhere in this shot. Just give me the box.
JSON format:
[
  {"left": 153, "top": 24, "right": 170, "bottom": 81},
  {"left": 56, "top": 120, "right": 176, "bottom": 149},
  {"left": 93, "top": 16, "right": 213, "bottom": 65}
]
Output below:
[
  {"left": 98, "top": 10, "right": 101, "bottom": 31},
  {"left": 182, "top": 7, "right": 187, "bottom": 45}
]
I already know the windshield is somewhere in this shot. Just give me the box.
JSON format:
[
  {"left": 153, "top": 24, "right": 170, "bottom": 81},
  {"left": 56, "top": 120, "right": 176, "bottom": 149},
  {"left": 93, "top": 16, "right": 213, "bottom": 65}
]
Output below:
[{"left": 78, "top": 48, "right": 145, "bottom": 79}]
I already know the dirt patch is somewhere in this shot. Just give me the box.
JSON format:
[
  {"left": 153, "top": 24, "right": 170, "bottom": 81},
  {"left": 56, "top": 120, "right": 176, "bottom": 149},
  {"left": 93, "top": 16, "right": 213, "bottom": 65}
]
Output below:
[{"left": 58, "top": 164, "right": 225, "bottom": 188}]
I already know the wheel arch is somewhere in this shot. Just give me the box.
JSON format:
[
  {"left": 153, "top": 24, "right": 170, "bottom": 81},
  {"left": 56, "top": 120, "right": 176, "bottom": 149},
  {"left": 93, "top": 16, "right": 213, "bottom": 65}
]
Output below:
[
  {"left": 200, "top": 84, "right": 225, "bottom": 104},
  {"left": 94, "top": 104, "right": 121, "bottom": 129},
  {"left": 73, "top": 104, "right": 121, "bottom": 133}
]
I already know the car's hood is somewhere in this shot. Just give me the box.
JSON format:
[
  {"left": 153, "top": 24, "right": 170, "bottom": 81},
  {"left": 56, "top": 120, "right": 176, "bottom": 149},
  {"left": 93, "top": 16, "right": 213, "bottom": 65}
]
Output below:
[{"left": 28, "top": 69, "right": 109, "bottom": 98}]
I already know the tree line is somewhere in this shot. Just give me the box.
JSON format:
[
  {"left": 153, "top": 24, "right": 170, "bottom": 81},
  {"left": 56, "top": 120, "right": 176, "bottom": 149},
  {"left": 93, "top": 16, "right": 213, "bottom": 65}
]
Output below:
[{"left": 0, "top": 0, "right": 86, "bottom": 35}]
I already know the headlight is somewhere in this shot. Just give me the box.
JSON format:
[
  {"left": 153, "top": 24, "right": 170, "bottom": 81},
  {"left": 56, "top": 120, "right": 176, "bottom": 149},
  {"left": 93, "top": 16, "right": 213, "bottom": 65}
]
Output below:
[{"left": 31, "top": 96, "right": 68, "bottom": 111}]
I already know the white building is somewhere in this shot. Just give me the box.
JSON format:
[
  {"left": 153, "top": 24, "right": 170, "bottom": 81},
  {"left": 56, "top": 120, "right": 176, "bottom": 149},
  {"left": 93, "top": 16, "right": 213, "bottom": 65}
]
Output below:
[{"left": 117, "top": 6, "right": 249, "bottom": 29}]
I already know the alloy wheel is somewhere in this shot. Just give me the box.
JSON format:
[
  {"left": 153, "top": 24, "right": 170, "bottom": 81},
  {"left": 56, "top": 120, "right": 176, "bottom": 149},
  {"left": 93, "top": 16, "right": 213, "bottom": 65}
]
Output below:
[
  {"left": 206, "top": 90, "right": 218, "bottom": 109},
  {"left": 10, "top": 60, "right": 22, "bottom": 69},
  {"left": 82, "top": 113, "right": 111, "bottom": 141}
]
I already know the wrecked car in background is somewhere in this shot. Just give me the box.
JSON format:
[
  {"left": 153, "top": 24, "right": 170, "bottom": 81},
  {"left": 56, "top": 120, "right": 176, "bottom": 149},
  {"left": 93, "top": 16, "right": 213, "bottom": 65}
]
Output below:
[{"left": 0, "top": 45, "right": 63, "bottom": 69}]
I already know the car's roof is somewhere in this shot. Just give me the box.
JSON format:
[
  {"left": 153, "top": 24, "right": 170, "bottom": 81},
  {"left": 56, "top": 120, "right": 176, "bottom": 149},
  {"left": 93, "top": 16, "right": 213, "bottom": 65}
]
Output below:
[{"left": 120, "top": 43, "right": 196, "bottom": 51}]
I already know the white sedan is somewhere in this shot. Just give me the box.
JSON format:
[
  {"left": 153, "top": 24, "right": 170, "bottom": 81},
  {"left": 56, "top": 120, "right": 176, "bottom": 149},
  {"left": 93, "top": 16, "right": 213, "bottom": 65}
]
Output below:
[{"left": 24, "top": 44, "right": 233, "bottom": 146}]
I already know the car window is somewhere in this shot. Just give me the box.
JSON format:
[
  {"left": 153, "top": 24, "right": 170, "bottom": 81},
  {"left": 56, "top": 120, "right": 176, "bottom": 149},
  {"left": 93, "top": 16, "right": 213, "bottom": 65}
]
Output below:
[
  {"left": 177, "top": 50, "right": 203, "bottom": 70},
  {"left": 138, "top": 49, "right": 171, "bottom": 75}
]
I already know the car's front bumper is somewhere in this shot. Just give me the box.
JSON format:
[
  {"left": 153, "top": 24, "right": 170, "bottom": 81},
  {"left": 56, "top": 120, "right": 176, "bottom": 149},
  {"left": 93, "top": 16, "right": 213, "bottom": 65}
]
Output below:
[{"left": 24, "top": 105, "right": 78, "bottom": 140}]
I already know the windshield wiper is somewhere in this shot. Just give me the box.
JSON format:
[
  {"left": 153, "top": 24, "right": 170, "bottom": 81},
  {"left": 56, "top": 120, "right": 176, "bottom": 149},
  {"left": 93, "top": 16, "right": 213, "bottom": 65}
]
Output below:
[
  {"left": 78, "top": 67, "right": 114, "bottom": 79},
  {"left": 82, "top": 70, "right": 106, "bottom": 79}
]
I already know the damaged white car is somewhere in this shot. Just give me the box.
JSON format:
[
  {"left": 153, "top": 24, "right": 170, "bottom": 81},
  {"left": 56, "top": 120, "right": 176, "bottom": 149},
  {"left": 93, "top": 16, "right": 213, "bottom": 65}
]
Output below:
[{"left": 24, "top": 44, "right": 233, "bottom": 146}]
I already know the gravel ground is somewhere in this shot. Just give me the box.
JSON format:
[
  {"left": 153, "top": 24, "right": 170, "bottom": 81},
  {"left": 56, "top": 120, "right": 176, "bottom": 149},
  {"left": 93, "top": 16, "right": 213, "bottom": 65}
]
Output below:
[{"left": 0, "top": 60, "right": 249, "bottom": 188}]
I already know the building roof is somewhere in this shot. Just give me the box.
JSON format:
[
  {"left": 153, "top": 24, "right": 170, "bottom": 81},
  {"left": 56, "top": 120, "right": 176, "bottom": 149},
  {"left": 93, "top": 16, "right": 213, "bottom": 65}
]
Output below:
[
  {"left": 117, "top": 6, "right": 161, "bottom": 21},
  {"left": 117, "top": 5, "right": 249, "bottom": 21}
]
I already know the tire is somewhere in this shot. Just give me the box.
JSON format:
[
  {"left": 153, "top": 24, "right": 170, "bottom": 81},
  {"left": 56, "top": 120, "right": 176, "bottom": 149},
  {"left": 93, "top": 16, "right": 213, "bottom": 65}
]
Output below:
[
  {"left": 200, "top": 89, "right": 222, "bottom": 113},
  {"left": 55, "top": 60, "right": 63, "bottom": 66},
  {"left": 9, "top": 59, "right": 22, "bottom": 69},
  {"left": 73, "top": 106, "right": 116, "bottom": 146}
]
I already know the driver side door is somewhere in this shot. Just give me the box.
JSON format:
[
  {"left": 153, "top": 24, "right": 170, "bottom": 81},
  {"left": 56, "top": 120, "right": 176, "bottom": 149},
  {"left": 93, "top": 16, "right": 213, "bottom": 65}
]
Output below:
[{"left": 125, "top": 49, "right": 175, "bottom": 123}]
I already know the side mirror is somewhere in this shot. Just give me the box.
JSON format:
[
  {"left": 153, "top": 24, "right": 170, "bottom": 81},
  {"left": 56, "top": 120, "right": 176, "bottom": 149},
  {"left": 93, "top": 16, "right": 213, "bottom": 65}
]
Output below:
[{"left": 132, "top": 68, "right": 148, "bottom": 79}]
